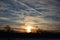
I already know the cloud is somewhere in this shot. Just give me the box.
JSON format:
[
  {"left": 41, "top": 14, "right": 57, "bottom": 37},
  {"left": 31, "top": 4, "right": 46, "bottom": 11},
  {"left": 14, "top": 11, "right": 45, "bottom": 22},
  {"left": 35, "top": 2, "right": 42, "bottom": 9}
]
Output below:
[
  {"left": 19, "top": 0, "right": 60, "bottom": 16},
  {"left": 0, "top": 0, "right": 60, "bottom": 31}
]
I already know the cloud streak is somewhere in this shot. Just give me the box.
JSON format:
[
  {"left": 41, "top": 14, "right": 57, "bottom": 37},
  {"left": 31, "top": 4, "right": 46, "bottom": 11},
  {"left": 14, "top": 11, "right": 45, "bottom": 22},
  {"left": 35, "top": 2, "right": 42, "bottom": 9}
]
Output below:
[{"left": 0, "top": 0, "right": 60, "bottom": 31}]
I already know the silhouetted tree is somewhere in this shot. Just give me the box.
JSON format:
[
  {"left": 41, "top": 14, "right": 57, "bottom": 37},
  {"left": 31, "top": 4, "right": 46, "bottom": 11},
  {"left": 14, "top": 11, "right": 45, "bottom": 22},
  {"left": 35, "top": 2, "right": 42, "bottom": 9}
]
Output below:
[
  {"left": 37, "top": 29, "right": 42, "bottom": 33},
  {"left": 4, "top": 25, "right": 11, "bottom": 32}
]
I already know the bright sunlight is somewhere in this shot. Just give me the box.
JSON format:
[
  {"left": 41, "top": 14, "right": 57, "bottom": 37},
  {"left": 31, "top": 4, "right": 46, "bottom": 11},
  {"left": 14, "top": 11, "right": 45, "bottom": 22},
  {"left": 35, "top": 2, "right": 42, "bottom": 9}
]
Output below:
[{"left": 26, "top": 25, "right": 32, "bottom": 33}]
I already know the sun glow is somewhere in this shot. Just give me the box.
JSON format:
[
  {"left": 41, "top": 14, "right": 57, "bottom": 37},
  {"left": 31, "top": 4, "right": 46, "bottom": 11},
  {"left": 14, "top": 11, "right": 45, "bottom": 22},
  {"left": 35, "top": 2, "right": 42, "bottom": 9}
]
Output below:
[
  {"left": 17, "top": 25, "right": 38, "bottom": 33},
  {"left": 26, "top": 25, "right": 32, "bottom": 33}
]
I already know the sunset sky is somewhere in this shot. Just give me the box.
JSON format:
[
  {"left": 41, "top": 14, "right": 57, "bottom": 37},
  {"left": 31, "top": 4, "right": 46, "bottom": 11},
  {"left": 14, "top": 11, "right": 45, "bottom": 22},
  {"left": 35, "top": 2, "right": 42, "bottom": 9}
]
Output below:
[{"left": 0, "top": 0, "right": 60, "bottom": 32}]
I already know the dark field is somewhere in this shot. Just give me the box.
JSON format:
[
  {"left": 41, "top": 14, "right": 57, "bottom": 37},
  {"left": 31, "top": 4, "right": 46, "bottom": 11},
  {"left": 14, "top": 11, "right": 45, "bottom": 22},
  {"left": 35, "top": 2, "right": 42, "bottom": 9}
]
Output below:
[
  {"left": 0, "top": 31, "right": 60, "bottom": 40},
  {"left": 0, "top": 30, "right": 60, "bottom": 38},
  {"left": 0, "top": 37, "right": 60, "bottom": 40}
]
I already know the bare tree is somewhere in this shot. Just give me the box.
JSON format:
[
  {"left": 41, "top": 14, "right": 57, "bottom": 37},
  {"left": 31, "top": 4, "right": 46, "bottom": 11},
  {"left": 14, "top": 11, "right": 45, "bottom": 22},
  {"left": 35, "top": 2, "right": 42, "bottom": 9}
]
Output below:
[{"left": 4, "top": 25, "right": 11, "bottom": 32}]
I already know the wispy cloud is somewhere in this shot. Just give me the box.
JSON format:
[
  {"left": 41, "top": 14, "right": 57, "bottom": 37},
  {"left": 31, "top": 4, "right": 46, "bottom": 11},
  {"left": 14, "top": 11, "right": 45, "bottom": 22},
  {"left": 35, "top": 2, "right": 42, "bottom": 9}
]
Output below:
[{"left": 0, "top": 0, "right": 60, "bottom": 31}]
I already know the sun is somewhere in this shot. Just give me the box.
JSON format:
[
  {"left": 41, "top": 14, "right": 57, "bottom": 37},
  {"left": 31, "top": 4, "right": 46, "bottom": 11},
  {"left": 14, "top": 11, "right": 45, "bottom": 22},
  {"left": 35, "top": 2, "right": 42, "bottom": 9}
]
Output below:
[
  {"left": 26, "top": 25, "right": 32, "bottom": 33},
  {"left": 19, "top": 25, "right": 38, "bottom": 33}
]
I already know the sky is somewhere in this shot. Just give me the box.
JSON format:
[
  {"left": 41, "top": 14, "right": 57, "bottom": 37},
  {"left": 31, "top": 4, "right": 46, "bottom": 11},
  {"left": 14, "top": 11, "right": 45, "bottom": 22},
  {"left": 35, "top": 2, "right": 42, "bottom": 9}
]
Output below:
[{"left": 0, "top": 0, "right": 60, "bottom": 31}]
